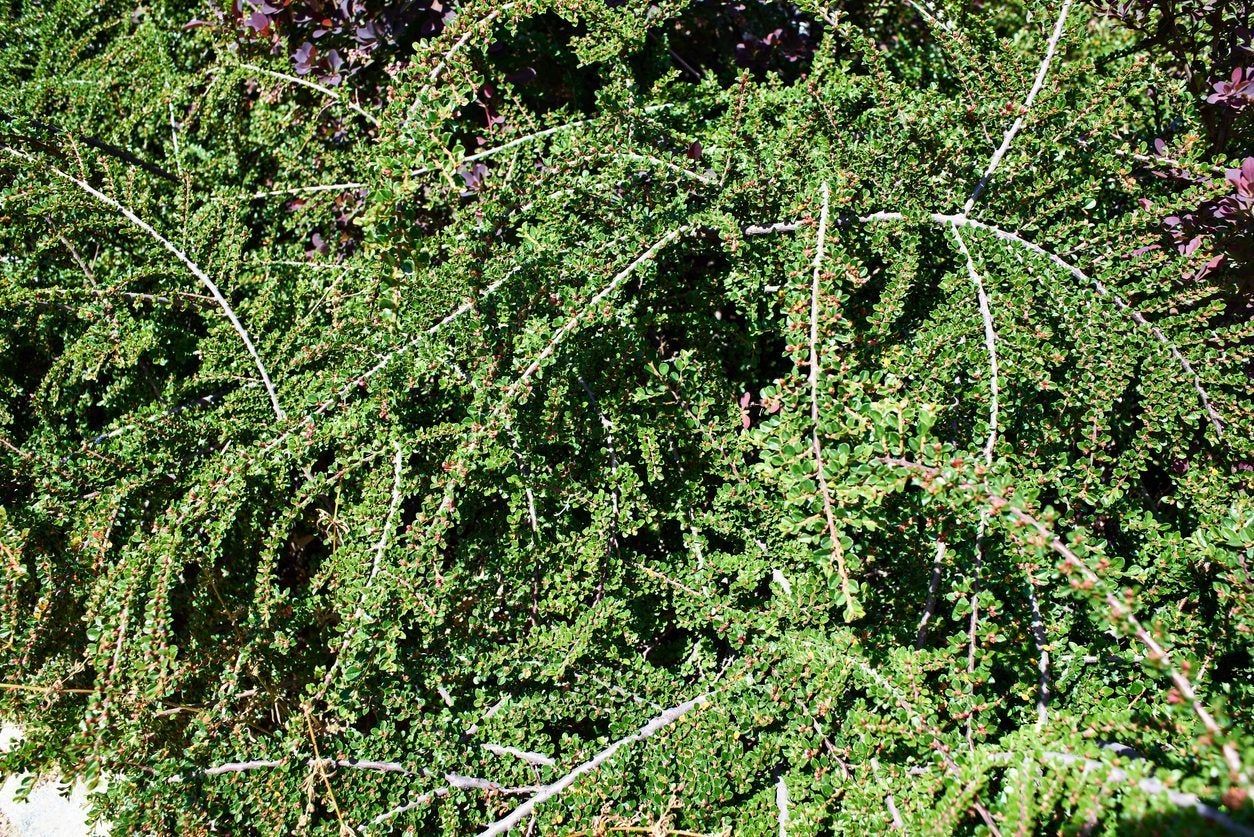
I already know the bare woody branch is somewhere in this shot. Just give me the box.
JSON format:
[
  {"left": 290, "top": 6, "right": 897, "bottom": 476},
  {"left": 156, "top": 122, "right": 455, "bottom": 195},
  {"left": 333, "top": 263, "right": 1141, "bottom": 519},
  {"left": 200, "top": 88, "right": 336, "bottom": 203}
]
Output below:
[
  {"left": 951, "top": 225, "right": 1050, "bottom": 726},
  {"left": 915, "top": 537, "right": 947, "bottom": 647},
  {"left": 950, "top": 226, "right": 1000, "bottom": 464},
  {"left": 964, "top": 0, "right": 1076, "bottom": 212},
  {"left": 2, "top": 147, "right": 287, "bottom": 420},
  {"left": 483, "top": 743, "right": 556, "bottom": 768},
  {"left": 1038, "top": 752, "right": 1252, "bottom": 834},
  {"left": 264, "top": 271, "right": 514, "bottom": 453},
  {"left": 853, "top": 211, "right": 1225, "bottom": 435},
  {"left": 806, "top": 183, "right": 858, "bottom": 619},
  {"left": 880, "top": 456, "right": 1246, "bottom": 784},
  {"left": 505, "top": 227, "right": 691, "bottom": 403},
  {"left": 196, "top": 756, "right": 410, "bottom": 777},
  {"left": 476, "top": 692, "right": 713, "bottom": 837},
  {"left": 239, "top": 62, "right": 379, "bottom": 127}
]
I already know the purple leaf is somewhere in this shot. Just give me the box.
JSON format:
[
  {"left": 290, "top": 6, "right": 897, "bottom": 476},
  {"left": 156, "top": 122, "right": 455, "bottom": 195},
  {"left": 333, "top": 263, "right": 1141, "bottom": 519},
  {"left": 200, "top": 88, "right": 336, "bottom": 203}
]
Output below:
[
  {"left": 244, "top": 11, "right": 270, "bottom": 34},
  {"left": 458, "top": 162, "right": 488, "bottom": 192},
  {"left": 293, "top": 42, "right": 318, "bottom": 75}
]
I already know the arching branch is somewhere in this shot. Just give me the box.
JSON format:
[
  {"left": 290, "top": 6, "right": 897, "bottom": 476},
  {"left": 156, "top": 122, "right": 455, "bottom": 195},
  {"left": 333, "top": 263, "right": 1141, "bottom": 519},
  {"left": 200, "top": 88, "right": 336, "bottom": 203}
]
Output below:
[{"left": 3, "top": 147, "right": 286, "bottom": 420}]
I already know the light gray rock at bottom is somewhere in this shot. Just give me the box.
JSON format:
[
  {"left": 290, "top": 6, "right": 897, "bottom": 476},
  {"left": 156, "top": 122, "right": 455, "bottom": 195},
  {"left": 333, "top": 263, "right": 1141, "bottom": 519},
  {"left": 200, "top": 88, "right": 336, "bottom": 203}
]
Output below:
[{"left": 1, "top": 724, "right": 105, "bottom": 837}]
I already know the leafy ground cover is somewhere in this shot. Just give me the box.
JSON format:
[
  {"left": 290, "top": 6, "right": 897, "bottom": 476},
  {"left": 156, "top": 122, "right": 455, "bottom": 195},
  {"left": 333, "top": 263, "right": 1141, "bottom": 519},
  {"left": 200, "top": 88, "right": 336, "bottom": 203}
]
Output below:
[{"left": 1, "top": 0, "right": 1252, "bottom": 833}]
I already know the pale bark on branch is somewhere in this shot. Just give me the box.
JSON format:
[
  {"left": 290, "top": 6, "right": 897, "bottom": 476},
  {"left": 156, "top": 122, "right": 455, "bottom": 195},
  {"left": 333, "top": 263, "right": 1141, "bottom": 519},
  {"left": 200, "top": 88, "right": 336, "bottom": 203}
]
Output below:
[
  {"left": 806, "top": 183, "right": 857, "bottom": 617},
  {"left": 3, "top": 147, "right": 286, "bottom": 420},
  {"left": 264, "top": 272, "right": 513, "bottom": 453},
  {"left": 476, "top": 692, "right": 712, "bottom": 837},
  {"left": 880, "top": 456, "right": 1245, "bottom": 783},
  {"left": 239, "top": 62, "right": 379, "bottom": 127},
  {"left": 857, "top": 211, "right": 1225, "bottom": 435},
  {"left": 963, "top": 0, "right": 1076, "bottom": 212}
]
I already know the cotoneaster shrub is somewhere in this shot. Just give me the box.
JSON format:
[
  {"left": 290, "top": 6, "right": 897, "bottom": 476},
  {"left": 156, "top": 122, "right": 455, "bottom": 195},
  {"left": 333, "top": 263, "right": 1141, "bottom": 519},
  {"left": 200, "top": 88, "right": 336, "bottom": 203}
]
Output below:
[{"left": 0, "top": 0, "right": 1251, "bottom": 834}]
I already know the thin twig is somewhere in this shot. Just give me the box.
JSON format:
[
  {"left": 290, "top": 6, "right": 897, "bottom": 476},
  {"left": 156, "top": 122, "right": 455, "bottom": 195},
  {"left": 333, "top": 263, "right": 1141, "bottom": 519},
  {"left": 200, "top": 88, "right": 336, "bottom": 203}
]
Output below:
[
  {"left": 461, "top": 119, "right": 591, "bottom": 166},
  {"left": 58, "top": 234, "right": 95, "bottom": 284},
  {"left": 200, "top": 756, "right": 410, "bottom": 777},
  {"left": 881, "top": 456, "right": 1247, "bottom": 784},
  {"left": 1, "top": 110, "right": 178, "bottom": 182},
  {"left": 263, "top": 272, "right": 513, "bottom": 453},
  {"left": 872, "top": 757, "right": 905, "bottom": 831},
  {"left": 322, "top": 759, "right": 411, "bottom": 775},
  {"left": 504, "top": 227, "right": 689, "bottom": 403},
  {"left": 851, "top": 211, "right": 1224, "bottom": 435},
  {"left": 807, "top": 183, "right": 858, "bottom": 618},
  {"left": 476, "top": 692, "right": 712, "bottom": 837},
  {"left": 952, "top": 225, "right": 1006, "bottom": 737},
  {"left": 1120, "top": 149, "right": 1230, "bottom": 179},
  {"left": 575, "top": 672, "right": 663, "bottom": 710},
  {"left": 966, "top": 509, "right": 986, "bottom": 748},
  {"left": 1038, "top": 752, "right": 1252, "bottom": 835},
  {"left": 202, "top": 759, "right": 284, "bottom": 775},
  {"left": 3, "top": 147, "right": 286, "bottom": 420},
  {"left": 369, "top": 786, "right": 451, "bottom": 826},
  {"left": 1011, "top": 506, "right": 1241, "bottom": 781},
  {"left": 302, "top": 707, "right": 351, "bottom": 836},
  {"left": 904, "top": 0, "right": 955, "bottom": 33},
  {"left": 370, "top": 443, "right": 405, "bottom": 582},
  {"left": 744, "top": 220, "right": 807, "bottom": 236},
  {"left": 576, "top": 376, "right": 620, "bottom": 527},
  {"left": 638, "top": 564, "right": 705, "bottom": 599},
  {"left": 963, "top": 0, "right": 1076, "bottom": 212},
  {"left": 776, "top": 776, "right": 791, "bottom": 837},
  {"left": 448, "top": 775, "right": 540, "bottom": 795},
  {"left": 483, "top": 743, "right": 555, "bottom": 768},
  {"left": 943, "top": 213, "right": 1224, "bottom": 435},
  {"left": 564, "top": 828, "right": 725, "bottom": 837},
  {"left": 886, "top": 792, "right": 905, "bottom": 830},
  {"left": 427, "top": 4, "right": 515, "bottom": 85},
  {"left": 168, "top": 101, "right": 184, "bottom": 181},
  {"left": 950, "top": 226, "right": 999, "bottom": 463},
  {"left": 315, "top": 443, "right": 405, "bottom": 702},
  {"left": 1026, "top": 569, "right": 1051, "bottom": 729},
  {"left": 946, "top": 223, "right": 1054, "bottom": 728},
  {"left": 239, "top": 62, "right": 378, "bottom": 127},
  {"left": 916, "top": 537, "right": 946, "bottom": 647},
  {"left": 90, "top": 393, "right": 221, "bottom": 446},
  {"left": 407, "top": 104, "right": 672, "bottom": 181},
  {"left": 389, "top": 228, "right": 690, "bottom": 622},
  {"left": 0, "top": 682, "right": 93, "bottom": 696},
  {"left": 253, "top": 182, "right": 366, "bottom": 198},
  {"left": 614, "top": 152, "right": 713, "bottom": 184},
  {"left": 849, "top": 654, "right": 1001, "bottom": 832},
  {"left": 668, "top": 47, "right": 704, "bottom": 79},
  {"left": 578, "top": 375, "right": 621, "bottom": 602},
  {"left": 24, "top": 285, "right": 216, "bottom": 309}
]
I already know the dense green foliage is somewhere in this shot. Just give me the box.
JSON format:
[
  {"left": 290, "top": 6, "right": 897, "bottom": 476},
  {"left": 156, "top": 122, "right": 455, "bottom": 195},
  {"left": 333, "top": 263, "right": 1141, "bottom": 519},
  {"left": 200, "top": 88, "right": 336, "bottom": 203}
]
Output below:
[{"left": 1, "top": 0, "right": 1252, "bottom": 833}]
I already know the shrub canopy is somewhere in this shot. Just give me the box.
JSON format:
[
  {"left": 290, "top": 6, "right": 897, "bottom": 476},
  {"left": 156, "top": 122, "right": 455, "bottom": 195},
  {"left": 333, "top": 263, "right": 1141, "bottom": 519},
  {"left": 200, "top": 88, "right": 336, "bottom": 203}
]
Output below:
[{"left": 1, "top": 0, "right": 1252, "bottom": 833}]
